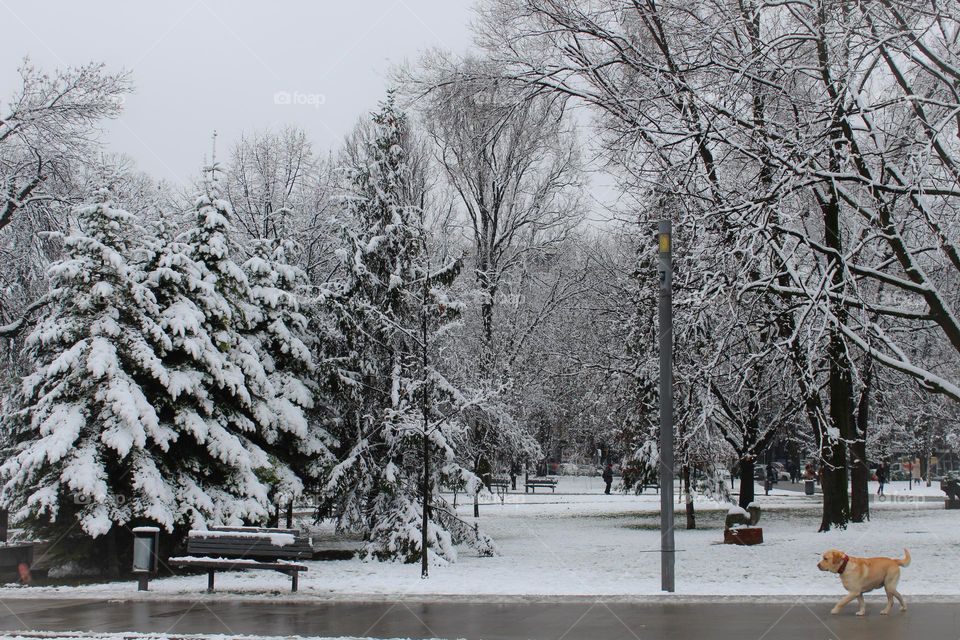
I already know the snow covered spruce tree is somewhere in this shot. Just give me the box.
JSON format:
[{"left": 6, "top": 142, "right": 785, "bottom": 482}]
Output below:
[
  {"left": 0, "top": 188, "right": 173, "bottom": 573},
  {"left": 242, "top": 236, "right": 335, "bottom": 507},
  {"left": 0, "top": 172, "right": 331, "bottom": 573},
  {"left": 321, "top": 94, "right": 491, "bottom": 568},
  {"left": 144, "top": 167, "right": 331, "bottom": 529}
]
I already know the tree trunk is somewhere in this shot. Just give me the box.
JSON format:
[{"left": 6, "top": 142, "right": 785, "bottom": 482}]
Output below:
[
  {"left": 819, "top": 313, "right": 853, "bottom": 530},
  {"left": 819, "top": 440, "right": 849, "bottom": 531},
  {"left": 105, "top": 525, "right": 120, "bottom": 579},
  {"left": 421, "top": 271, "right": 431, "bottom": 579},
  {"left": 421, "top": 428, "right": 430, "bottom": 579},
  {"left": 850, "top": 363, "right": 871, "bottom": 522},
  {"left": 473, "top": 454, "right": 491, "bottom": 519},
  {"left": 819, "top": 319, "right": 853, "bottom": 532},
  {"left": 683, "top": 465, "right": 695, "bottom": 529},
  {"left": 474, "top": 245, "right": 495, "bottom": 509},
  {"left": 739, "top": 456, "right": 755, "bottom": 509},
  {"left": 480, "top": 291, "right": 494, "bottom": 362}
]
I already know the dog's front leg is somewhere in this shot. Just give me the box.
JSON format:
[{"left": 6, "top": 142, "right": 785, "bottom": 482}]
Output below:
[
  {"left": 856, "top": 594, "right": 866, "bottom": 616},
  {"left": 831, "top": 593, "right": 857, "bottom": 615}
]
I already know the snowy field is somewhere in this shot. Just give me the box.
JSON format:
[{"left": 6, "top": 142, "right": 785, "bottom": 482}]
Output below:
[{"left": 2, "top": 477, "right": 956, "bottom": 600}]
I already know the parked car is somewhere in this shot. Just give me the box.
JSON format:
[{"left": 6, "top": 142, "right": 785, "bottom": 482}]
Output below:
[
  {"left": 771, "top": 462, "right": 791, "bottom": 481},
  {"left": 754, "top": 463, "right": 790, "bottom": 483}
]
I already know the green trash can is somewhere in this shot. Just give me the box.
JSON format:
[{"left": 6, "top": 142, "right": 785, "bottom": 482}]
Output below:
[{"left": 804, "top": 480, "right": 815, "bottom": 496}]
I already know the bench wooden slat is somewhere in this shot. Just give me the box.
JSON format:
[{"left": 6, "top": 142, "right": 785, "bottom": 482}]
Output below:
[
  {"left": 170, "top": 558, "right": 307, "bottom": 571},
  {"left": 186, "top": 531, "right": 312, "bottom": 561},
  {"left": 186, "top": 538, "right": 312, "bottom": 559},
  {"left": 208, "top": 526, "right": 300, "bottom": 535}
]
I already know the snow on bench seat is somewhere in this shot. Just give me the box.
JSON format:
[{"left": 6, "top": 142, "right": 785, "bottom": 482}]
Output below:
[{"left": 188, "top": 529, "right": 296, "bottom": 546}]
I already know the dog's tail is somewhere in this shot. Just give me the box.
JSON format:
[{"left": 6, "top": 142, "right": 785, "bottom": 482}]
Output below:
[{"left": 897, "top": 548, "right": 911, "bottom": 567}]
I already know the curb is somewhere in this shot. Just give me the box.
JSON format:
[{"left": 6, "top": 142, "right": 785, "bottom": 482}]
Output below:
[{"left": 1, "top": 592, "right": 959, "bottom": 605}]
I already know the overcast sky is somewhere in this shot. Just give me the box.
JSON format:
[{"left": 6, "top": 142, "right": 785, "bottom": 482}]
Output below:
[{"left": 0, "top": 0, "right": 476, "bottom": 184}]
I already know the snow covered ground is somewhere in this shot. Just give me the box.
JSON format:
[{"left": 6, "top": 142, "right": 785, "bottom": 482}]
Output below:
[{"left": 1, "top": 477, "right": 956, "bottom": 600}]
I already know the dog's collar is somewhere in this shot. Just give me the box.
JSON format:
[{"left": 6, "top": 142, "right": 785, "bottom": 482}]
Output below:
[{"left": 838, "top": 554, "right": 850, "bottom": 574}]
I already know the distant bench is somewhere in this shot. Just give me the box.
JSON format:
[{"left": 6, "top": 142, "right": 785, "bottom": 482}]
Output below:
[
  {"left": 640, "top": 482, "right": 660, "bottom": 493},
  {"left": 525, "top": 477, "right": 559, "bottom": 493},
  {"left": 489, "top": 476, "right": 512, "bottom": 502},
  {"left": 489, "top": 476, "right": 511, "bottom": 491},
  {"left": 169, "top": 526, "right": 312, "bottom": 592}
]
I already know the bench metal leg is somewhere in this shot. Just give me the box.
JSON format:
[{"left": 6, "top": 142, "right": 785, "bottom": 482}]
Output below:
[
  {"left": 291, "top": 570, "right": 299, "bottom": 592},
  {"left": 207, "top": 570, "right": 215, "bottom": 592}
]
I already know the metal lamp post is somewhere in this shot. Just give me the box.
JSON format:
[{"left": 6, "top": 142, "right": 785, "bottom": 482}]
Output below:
[{"left": 658, "top": 219, "right": 675, "bottom": 593}]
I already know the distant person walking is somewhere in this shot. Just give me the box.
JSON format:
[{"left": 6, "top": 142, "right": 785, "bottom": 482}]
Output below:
[
  {"left": 764, "top": 464, "right": 775, "bottom": 496},
  {"left": 602, "top": 463, "right": 614, "bottom": 495},
  {"left": 876, "top": 461, "right": 887, "bottom": 496},
  {"left": 911, "top": 459, "right": 922, "bottom": 487}
]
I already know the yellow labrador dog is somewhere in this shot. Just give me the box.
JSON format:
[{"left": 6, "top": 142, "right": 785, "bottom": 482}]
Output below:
[{"left": 817, "top": 549, "right": 910, "bottom": 616}]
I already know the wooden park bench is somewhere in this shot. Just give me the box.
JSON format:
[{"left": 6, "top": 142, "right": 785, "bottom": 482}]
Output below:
[
  {"left": 489, "top": 476, "right": 511, "bottom": 502},
  {"left": 525, "top": 477, "right": 559, "bottom": 493},
  {"left": 169, "top": 526, "right": 312, "bottom": 592},
  {"left": 489, "top": 476, "right": 511, "bottom": 490}
]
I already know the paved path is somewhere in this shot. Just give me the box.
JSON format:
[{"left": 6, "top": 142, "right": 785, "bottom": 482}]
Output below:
[
  {"left": 753, "top": 482, "right": 944, "bottom": 501},
  {"left": 0, "top": 598, "right": 956, "bottom": 639}
]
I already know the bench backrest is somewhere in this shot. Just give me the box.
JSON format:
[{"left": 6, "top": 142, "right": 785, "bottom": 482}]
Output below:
[
  {"left": 187, "top": 529, "right": 312, "bottom": 560},
  {"left": 208, "top": 526, "right": 300, "bottom": 536},
  {"left": 527, "top": 478, "right": 558, "bottom": 484}
]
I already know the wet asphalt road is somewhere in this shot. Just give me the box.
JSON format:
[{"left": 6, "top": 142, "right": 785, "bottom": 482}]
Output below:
[{"left": 0, "top": 598, "right": 956, "bottom": 639}]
